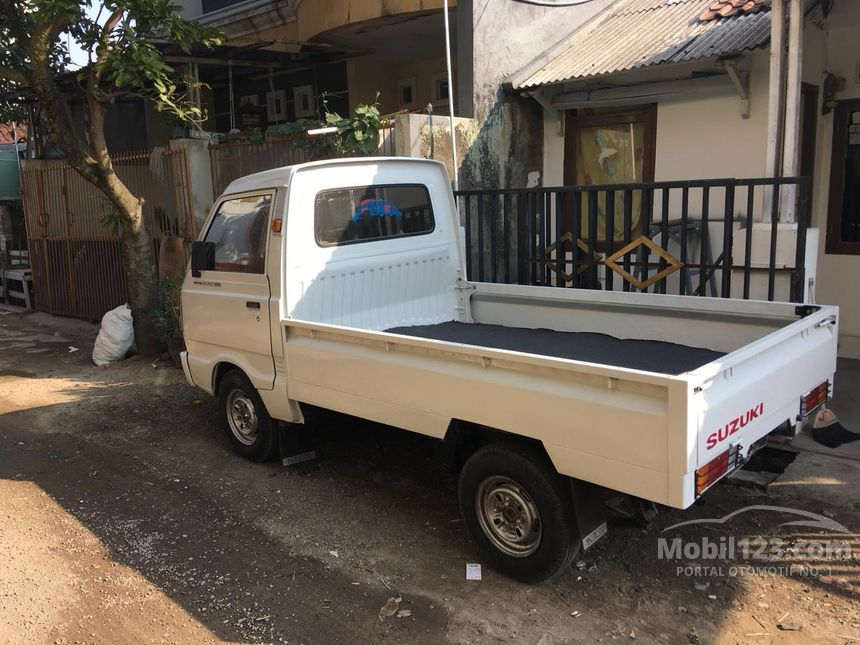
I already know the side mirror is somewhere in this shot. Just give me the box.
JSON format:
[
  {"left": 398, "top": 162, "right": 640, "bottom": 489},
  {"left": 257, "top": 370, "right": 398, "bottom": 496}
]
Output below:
[{"left": 191, "top": 241, "right": 215, "bottom": 277}]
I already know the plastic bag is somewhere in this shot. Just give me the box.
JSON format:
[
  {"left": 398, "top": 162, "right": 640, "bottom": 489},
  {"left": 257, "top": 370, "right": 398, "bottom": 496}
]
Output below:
[{"left": 92, "top": 304, "right": 135, "bottom": 366}]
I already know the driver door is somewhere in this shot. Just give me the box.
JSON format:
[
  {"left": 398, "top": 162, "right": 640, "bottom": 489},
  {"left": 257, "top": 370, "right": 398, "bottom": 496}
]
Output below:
[{"left": 183, "top": 191, "right": 275, "bottom": 390}]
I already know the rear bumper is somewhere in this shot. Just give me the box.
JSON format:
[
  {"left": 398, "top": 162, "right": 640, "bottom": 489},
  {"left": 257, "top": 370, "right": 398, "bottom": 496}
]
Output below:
[{"left": 180, "top": 351, "right": 195, "bottom": 387}]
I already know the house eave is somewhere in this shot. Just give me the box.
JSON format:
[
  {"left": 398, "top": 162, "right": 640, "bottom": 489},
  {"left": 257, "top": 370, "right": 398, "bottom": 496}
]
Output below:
[{"left": 196, "top": 0, "right": 298, "bottom": 39}]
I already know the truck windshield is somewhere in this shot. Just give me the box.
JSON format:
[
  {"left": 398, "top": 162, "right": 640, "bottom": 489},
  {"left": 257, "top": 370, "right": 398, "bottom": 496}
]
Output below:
[{"left": 314, "top": 184, "right": 434, "bottom": 246}]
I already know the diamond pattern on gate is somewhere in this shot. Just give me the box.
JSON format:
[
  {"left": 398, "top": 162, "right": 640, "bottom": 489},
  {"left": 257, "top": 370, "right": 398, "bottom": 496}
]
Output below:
[
  {"left": 540, "top": 233, "right": 601, "bottom": 284},
  {"left": 603, "top": 235, "right": 683, "bottom": 291}
]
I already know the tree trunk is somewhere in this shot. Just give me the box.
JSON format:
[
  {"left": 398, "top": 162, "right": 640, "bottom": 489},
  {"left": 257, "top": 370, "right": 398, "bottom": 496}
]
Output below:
[
  {"left": 117, "top": 195, "right": 161, "bottom": 356},
  {"left": 23, "top": 39, "right": 163, "bottom": 355}
]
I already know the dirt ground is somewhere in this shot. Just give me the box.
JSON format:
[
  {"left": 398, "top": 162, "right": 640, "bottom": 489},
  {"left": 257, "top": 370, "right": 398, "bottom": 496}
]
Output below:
[{"left": 0, "top": 307, "right": 858, "bottom": 645}]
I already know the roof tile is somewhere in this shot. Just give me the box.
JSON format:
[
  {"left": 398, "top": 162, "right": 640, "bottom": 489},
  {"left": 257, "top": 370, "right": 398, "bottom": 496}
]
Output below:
[
  {"left": 0, "top": 123, "right": 26, "bottom": 145},
  {"left": 700, "top": 0, "right": 770, "bottom": 21}
]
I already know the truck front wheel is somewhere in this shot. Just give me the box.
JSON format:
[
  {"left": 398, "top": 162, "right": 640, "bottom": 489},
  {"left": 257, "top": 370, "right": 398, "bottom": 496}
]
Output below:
[
  {"left": 217, "top": 370, "right": 279, "bottom": 462},
  {"left": 458, "top": 444, "right": 579, "bottom": 582}
]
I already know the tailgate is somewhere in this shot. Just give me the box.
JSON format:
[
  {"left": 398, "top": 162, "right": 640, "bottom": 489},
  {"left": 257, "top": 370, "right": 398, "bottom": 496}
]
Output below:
[{"left": 693, "top": 306, "right": 838, "bottom": 476}]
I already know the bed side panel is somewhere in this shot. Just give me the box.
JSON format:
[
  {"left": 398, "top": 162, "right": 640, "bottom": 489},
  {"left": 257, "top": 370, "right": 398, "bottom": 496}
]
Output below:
[
  {"left": 285, "top": 326, "right": 677, "bottom": 505},
  {"left": 469, "top": 283, "right": 793, "bottom": 354}
]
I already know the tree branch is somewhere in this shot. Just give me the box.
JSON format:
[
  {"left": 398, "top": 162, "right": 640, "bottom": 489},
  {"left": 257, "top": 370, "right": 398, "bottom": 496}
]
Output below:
[
  {"left": 91, "top": 7, "right": 125, "bottom": 84},
  {"left": 29, "top": 6, "right": 74, "bottom": 58},
  {"left": 99, "top": 8, "right": 125, "bottom": 52}
]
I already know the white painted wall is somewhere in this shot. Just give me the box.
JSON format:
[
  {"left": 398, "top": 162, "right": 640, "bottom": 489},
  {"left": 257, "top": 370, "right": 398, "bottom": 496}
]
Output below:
[
  {"left": 539, "top": 10, "right": 860, "bottom": 352},
  {"left": 542, "top": 110, "right": 564, "bottom": 187},
  {"left": 805, "top": 3, "right": 860, "bottom": 354},
  {"left": 654, "top": 53, "right": 770, "bottom": 183}
]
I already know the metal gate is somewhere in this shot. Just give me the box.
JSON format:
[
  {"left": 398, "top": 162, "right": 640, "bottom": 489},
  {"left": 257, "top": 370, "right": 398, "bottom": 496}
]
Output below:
[
  {"left": 20, "top": 148, "right": 195, "bottom": 320},
  {"left": 456, "top": 177, "right": 812, "bottom": 303}
]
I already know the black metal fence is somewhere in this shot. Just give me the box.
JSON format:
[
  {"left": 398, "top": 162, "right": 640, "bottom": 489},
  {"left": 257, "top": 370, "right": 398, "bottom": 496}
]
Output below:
[{"left": 454, "top": 177, "right": 811, "bottom": 303}]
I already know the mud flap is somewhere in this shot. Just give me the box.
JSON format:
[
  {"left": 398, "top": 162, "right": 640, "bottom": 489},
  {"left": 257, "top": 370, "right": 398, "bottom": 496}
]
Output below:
[
  {"left": 569, "top": 479, "right": 609, "bottom": 552},
  {"left": 279, "top": 423, "right": 317, "bottom": 466}
]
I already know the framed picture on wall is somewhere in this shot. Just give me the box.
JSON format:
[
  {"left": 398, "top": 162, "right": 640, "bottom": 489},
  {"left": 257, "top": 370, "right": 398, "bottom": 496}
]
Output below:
[
  {"left": 293, "top": 85, "right": 316, "bottom": 118},
  {"left": 266, "top": 90, "right": 288, "bottom": 122},
  {"left": 238, "top": 94, "right": 261, "bottom": 126}
]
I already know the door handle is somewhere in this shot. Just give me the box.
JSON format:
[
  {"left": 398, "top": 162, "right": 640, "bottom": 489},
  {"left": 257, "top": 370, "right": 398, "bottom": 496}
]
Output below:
[{"left": 246, "top": 301, "right": 261, "bottom": 310}]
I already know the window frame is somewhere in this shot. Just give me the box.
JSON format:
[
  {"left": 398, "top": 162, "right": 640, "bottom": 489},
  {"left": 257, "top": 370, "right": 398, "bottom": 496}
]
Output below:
[
  {"left": 826, "top": 99, "right": 860, "bottom": 255},
  {"left": 313, "top": 183, "right": 437, "bottom": 248},
  {"left": 563, "top": 104, "right": 658, "bottom": 188},
  {"left": 562, "top": 104, "right": 658, "bottom": 250},
  {"left": 432, "top": 74, "right": 450, "bottom": 106},
  {"left": 398, "top": 77, "right": 416, "bottom": 109},
  {"left": 201, "top": 189, "right": 276, "bottom": 274}
]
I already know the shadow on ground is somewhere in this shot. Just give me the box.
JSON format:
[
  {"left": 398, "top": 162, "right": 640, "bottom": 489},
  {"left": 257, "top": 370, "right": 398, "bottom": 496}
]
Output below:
[{"left": 0, "top": 378, "right": 451, "bottom": 644}]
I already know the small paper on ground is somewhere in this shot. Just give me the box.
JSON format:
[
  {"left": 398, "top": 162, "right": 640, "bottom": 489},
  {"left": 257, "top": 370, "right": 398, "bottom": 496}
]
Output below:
[{"left": 466, "top": 563, "right": 481, "bottom": 581}]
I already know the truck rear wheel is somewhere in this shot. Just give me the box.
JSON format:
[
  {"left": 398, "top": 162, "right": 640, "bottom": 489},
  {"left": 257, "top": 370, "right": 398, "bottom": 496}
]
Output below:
[
  {"left": 217, "top": 370, "right": 279, "bottom": 462},
  {"left": 458, "top": 443, "right": 579, "bottom": 582}
]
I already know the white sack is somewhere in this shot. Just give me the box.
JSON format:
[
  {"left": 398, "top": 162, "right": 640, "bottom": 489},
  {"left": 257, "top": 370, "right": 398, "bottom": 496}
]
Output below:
[{"left": 92, "top": 304, "right": 134, "bottom": 366}]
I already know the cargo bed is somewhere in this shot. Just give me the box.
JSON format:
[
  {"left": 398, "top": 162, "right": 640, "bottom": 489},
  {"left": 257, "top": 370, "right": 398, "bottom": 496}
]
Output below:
[{"left": 386, "top": 321, "right": 725, "bottom": 375}]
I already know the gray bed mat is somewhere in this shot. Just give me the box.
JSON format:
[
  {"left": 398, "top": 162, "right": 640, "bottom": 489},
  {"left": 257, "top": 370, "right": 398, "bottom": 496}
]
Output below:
[{"left": 386, "top": 321, "right": 724, "bottom": 375}]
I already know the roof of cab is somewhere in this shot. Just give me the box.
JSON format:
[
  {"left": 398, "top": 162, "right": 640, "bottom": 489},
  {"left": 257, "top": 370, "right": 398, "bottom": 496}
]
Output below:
[{"left": 222, "top": 156, "right": 446, "bottom": 195}]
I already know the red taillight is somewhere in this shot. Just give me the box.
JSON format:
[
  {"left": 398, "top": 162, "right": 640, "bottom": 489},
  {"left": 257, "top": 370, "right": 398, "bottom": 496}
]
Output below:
[
  {"left": 696, "top": 444, "right": 742, "bottom": 496},
  {"left": 800, "top": 380, "right": 831, "bottom": 417}
]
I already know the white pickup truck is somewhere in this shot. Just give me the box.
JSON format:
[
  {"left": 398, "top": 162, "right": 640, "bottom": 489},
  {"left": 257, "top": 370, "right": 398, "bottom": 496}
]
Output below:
[{"left": 181, "top": 158, "right": 838, "bottom": 582}]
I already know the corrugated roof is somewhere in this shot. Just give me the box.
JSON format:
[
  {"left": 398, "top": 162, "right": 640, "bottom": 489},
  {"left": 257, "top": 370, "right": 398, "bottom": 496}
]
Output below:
[{"left": 510, "top": 0, "right": 771, "bottom": 89}]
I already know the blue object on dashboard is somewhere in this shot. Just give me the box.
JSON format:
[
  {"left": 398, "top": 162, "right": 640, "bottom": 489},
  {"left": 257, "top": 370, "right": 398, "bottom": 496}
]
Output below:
[{"left": 352, "top": 199, "right": 402, "bottom": 221}]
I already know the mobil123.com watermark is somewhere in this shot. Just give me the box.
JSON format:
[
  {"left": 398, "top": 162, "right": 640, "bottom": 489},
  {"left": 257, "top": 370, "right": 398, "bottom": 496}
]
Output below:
[{"left": 657, "top": 505, "right": 854, "bottom": 578}]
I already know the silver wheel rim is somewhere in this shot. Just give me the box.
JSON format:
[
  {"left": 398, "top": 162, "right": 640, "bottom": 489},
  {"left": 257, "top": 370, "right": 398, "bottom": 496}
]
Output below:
[
  {"left": 475, "top": 475, "right": 542, "bottom": 558},
  {"left": 226, "top": 389, "right": 258, "bottom": 446}
]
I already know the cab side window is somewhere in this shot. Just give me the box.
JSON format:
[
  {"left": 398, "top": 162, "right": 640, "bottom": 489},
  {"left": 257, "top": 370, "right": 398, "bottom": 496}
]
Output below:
[{"left": 204, "top": 194, "right": 272, "bottom": 273}]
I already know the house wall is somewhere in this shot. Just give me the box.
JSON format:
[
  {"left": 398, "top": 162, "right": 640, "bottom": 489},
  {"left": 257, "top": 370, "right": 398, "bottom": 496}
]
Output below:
[
  {"left": 347, "top": 56, "right": 456, "bottom": 115},
  {"left": 462, "top": 0, "right": 614, "bottom": 189},
  {"left": 654, "top": 53, "right": 771, "bottom": 183},
  {"left": 805, "top": 2, "right": 860, "bottom": 355},
  {"left": 393, "top": 113, "right": 474, "bottom": 183},
  {"left": 295, "top": 0, "right": 453, "bottom": 42},
  {"left": 540, "top": 51, "right": 774, "bottom": 194},
  {"left": 539, "top": 7, "right": 860, "bottom": 351}
]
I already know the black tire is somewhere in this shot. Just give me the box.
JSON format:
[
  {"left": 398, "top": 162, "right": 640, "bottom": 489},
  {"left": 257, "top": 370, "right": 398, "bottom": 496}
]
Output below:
[
  {"left": 217, "top": 369, "right": 279, "bottom": 462},
  {"left": 458, "top": 443, "right": 580, "bottom": 583}
]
